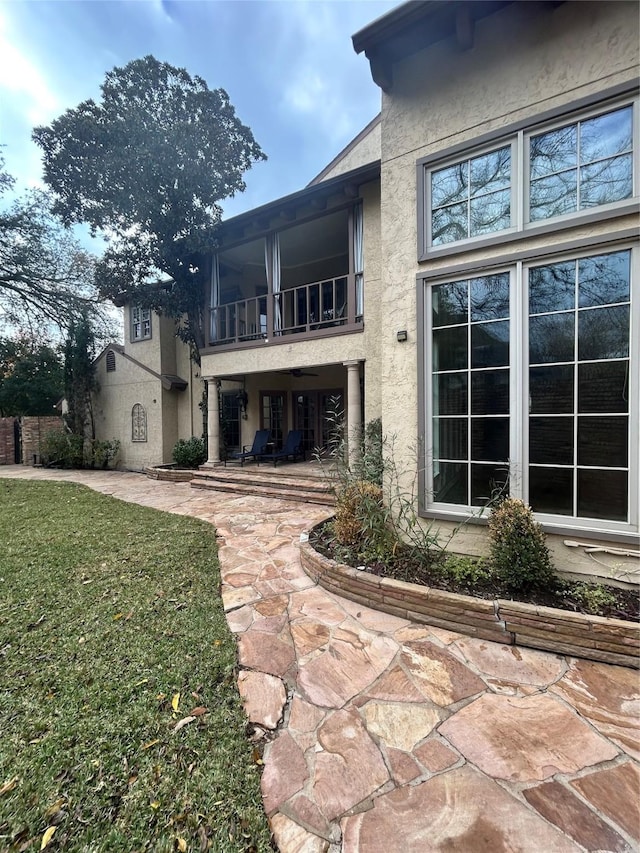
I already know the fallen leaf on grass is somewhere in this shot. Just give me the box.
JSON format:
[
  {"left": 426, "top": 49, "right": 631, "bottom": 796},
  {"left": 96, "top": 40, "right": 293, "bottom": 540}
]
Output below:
[
  {"left": 173, "top": 715, "right": 196, "bottom": 733},
  {"left": 142, "top": 739, "right": 160, "bottom": 750},
  {"left": 177, "top": 839, "right": 187, "bottom": 852},
  {"left": 0, "top": 777, "right": 18, "bottom": 795},
  {"left": 40, "top": 826, "right": 56, "bottom": 849},
  {"left": 27, "top": 614, "right": 45, "bottom": 630},
  {"left": 171, "top": 692, "right": 180, "bottom": 712},
  {"left": 44, "top": 798, "right": 67, "bottom": 818},
  {"left": 190, "top": 706, "right": 208, "bottom": 717}
]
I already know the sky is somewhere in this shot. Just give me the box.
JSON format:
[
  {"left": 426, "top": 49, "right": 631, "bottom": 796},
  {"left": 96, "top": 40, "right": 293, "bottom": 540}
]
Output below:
[{"left": 0, "top": 0, "right": 397, "bottom": 221}]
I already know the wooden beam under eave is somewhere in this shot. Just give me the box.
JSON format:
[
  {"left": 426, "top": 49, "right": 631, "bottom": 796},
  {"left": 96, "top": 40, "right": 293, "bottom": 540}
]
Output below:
[
  {"left": 455, "top": 4, "right": 474, "bottom": 51},
  {"left": 310, "top": 197, "right": 327, "bottom": 211}
]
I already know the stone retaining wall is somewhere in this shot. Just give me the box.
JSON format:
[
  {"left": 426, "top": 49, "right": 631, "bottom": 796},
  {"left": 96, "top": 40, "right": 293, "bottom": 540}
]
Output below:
[
  {"left": 300, "top": 537, "right": 639, "bottom": 669},
  {"left": 144, "top": 465, "right": 194, "bottom": 482}
]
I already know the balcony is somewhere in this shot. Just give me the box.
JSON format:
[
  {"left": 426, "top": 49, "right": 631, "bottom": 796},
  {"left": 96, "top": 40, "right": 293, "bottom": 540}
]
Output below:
[
  {"left": 210, "top": 274, "right": 360, "bottom": 346},
  {"left": 207, "top": 204, "right": 364, "bottom": 352}
]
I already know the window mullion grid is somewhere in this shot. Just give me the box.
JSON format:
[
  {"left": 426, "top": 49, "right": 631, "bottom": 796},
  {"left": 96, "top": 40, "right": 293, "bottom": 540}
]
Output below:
[
  {"left": 466, "top": 161, "right": 471, "bottom": 240},
  {"left": 467, "top": 292, "right": 472, "bottom": 507},
  {"left": 572, "top": 260, "right": 579, "bottom": 517},
  {"left": 513, "top": 262, "right": 523, "bottom": 501},
  {"left": 576, "top": 120, "right": 582, "bottom": 211}
]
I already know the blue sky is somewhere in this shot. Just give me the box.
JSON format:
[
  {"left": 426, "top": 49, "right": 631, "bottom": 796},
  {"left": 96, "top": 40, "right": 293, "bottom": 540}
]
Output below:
[{"left": 0, "top": 0, "right": 395, "bottom": 219}]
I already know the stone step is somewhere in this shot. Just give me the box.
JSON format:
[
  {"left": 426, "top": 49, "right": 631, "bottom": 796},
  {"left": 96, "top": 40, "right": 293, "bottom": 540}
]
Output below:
[
  {"left": 192, "top": 467, "right": 332, "bottom": 493},
  {"left": 190, "top": 476, "right": 335, "bottom": 505}
]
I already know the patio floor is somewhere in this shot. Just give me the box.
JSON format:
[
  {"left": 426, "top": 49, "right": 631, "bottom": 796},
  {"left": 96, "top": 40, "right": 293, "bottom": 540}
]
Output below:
[{"left": 1, "top": 465, "right": 638, "bottom": 852}]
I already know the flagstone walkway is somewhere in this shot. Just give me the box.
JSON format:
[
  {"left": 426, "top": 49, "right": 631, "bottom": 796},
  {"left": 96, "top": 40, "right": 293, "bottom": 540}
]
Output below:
[{"left": 2, "top": 466, "right": 639, "bottom": 852}]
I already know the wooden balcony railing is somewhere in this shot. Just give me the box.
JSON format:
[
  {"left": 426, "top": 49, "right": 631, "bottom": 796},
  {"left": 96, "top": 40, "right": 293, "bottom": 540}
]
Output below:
[{"left": 209, "top": 274, "right": 357, "bottom": 348}]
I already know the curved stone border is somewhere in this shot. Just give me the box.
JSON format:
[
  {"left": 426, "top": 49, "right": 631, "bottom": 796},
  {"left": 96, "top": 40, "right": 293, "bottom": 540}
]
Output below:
[
  {"left": 300, "top": 532, "right": 639, "bottom": 670},
  {"left": 144, "top": 465, "right": 194, "bottom": 483}
]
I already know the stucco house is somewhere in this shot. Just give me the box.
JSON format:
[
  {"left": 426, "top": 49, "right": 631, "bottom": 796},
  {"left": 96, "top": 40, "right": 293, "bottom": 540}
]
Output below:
[{"left": 96, "top": 0, "right": 639, "bottom": 573}]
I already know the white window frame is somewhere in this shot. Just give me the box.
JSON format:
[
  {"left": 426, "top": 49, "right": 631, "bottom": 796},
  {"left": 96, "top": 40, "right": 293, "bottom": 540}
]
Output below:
[
  {"left": 419, "top": 92, "right": 638, "bottom": 260},
  {"left": 423, "top": 244, "right": 638, "bottom": 536},
  {"left": 131, "top": 306, "right": 152, "bottom": 342}
]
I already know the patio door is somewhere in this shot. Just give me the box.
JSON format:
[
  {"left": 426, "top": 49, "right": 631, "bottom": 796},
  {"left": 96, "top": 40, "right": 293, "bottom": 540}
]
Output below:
[
  {"left": 294, "top": 390, "right": 343, "bottom": 454},
  {"left": 261, "top": 392, "right": 286, "bottom": 449},
  {"left": 221, "top": 392, "right": 241, "bottom": 453}
]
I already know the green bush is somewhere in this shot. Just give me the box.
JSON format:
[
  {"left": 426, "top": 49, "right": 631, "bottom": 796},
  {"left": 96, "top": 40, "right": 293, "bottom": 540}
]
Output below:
[
  {"left": 41, "top": 431, "right": 121, "bottom": 469},
  {"left": 41, "top": 429, "right": 84, "bottom": 468},
  {"left": 172, "top": 436, "right": 206, "bottom": 468},
  {"left": 91, "top": 438, "right": 120, "bottom": 469},
  {"left": 487, "top": 497, "right": 556, "bottom": 592},
  {"left": 356, "top": 417, "right": 384, "bottom": 486}
]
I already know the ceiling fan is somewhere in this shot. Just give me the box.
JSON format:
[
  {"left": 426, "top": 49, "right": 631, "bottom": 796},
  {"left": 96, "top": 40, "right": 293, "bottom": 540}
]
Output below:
[{"left": 279, "top": 368, "right": 319, "bottom": 377}]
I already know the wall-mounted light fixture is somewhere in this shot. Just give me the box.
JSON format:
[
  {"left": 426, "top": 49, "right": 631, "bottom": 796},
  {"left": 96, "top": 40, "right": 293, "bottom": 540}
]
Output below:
[
  {"left": 396, "top": 330, "right": 408, "bottom": 342},
  {"left": 237, "top": 389, "right": 249, "bottom": 419}
]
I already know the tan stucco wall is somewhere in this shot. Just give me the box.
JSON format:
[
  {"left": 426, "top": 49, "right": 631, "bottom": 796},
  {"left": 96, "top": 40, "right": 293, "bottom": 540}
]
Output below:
[
  {"left": 316, "top": 119, "right": 382, "bottom": 182},
  {"left": 375, "top": 1, "right": 639, "bottom": 562},
  {"left": 94, "top": 350, "right": 165, "bottom": 469}
]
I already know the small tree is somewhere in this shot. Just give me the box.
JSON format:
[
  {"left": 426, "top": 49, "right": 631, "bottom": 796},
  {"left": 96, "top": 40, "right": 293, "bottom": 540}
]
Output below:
[{"left": 64, "top": 313, "right": 97, "bottom": 440}]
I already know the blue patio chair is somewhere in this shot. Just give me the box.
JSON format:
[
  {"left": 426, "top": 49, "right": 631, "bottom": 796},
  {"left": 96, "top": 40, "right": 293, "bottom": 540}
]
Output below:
[
  {"left": 261, "top": 429, "right": 304, "bottom": 466},
  {"left": 225, "top": 429, "right": 270, "bottom": 466}
]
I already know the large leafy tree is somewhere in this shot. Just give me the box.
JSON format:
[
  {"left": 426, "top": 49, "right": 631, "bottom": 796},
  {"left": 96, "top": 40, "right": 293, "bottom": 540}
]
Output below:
[
  {"left": 33, "top": 56, "right": 266, "bottom": 359},
  {"left": 0, "top": 336, "right": 64, "bottom": 417},
  {"left": 0, "top": 156, "right": 104, "bottom": 335}
]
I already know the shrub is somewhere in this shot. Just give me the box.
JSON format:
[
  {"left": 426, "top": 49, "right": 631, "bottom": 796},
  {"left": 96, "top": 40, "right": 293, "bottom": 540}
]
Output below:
[
  {"left": 355, "top": 417, "right": 384, "bottom": 486},
  {"left": 172, "top": 436, "right": 206, "bottom": 468},
  {"left": 91, "top": 439, "right": 120, "bottom": 469},
  {"left": 41, "top": 429, "right": 84, "bottom": 468},
  {"left": 488, "top": 498, "right": 556, "bottom": 592},
  {"left": 572, "top": 582, "right": 617, "bottom": 616},
  {"left": 334, "top": 480, "right": 389, "bottom": 554}
]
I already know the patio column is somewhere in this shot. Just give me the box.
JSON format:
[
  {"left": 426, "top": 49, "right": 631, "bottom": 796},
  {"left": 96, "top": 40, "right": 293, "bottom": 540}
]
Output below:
[
  {"left": 344, "top": 360, "right": 362, "bottom": 468},
  {"left": 203, "top": 376, "right": 221, "bottom": 466}
]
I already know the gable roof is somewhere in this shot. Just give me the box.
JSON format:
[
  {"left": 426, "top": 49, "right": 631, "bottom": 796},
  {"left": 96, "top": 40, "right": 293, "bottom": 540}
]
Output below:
[{"left": 95, "top": 344, "right": 188, "bottom": 391}]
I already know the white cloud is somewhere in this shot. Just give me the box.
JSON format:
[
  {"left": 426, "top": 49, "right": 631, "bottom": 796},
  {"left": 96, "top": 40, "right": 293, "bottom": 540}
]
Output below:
[{"left": 0, "top": 11, "right": 61, "bottom": 126}]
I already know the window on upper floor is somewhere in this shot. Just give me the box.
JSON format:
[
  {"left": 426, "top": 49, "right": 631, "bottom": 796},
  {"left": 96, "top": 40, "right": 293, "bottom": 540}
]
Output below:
[
  {"left": 421, "top": 97, "right": 637, "bottom": 256},
  {"left": 131, "top": 306, "right": 151, "bottom": 341},
  {"left": 423, "top": 246, "right": 637, "bottom": 535}
]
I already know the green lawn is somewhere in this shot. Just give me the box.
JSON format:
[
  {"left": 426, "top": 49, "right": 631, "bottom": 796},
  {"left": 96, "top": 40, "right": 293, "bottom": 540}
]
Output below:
[{"left": 0, "top": 479, "right": 273, "bottom": 852}]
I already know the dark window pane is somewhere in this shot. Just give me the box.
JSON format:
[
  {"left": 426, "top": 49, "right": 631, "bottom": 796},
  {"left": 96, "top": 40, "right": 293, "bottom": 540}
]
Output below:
[
  {"left": 470, "top": 189, "right": 511, "bottom": 236},
  {"left": 471, "top": 370, "right": 509, "bottom": 414},
  {"left": 471, "top": 463, "right": 510, "bottom": 506},
  {"left": 579, "top": 305, "right": 629, "bottom": 360},
  {"left": 530, "top": 365, "right": 574, "bottom": 414},
  {"left": 435, "top": 418, "right": 468, "bottom": 460},
  {"left": 578, "top": 362, "right": 629, "bottom": 413},
  {"left": 580, "top": 154, "right": 633, "bottom": 208},
  {"left": 580, "top": 107, "right": 633, "bottom": 163},
  {"left": 470, "top": 147, "right": 511, "bottom": 195},
  {"left": 471, "top": 417, "right": 509, "bottom": 461},
  {"left": 470, "top": 274, "right": 510, "bottom": 321},
  {"left": 432, "top": 202, "right": 468, "bottom": 245},
  {"left": 577, "top": 416, "right": 628, "bottom": 467},
  {"left": 431, "top": 162, "right": 468, "bottom": 208},
  {"left": 578, "top": 251, "right": 630, "bottom": 307},
  {"left": 432, "top": 282, "right": 468, "bottom": 327},
  {"left": 530, "top": 124, "right": 577, "bottom": 178},
  {"left": 578, "top": 469, "right": 628, "bottom": 521},
  {"left": 435, "top": 373, "right": 468, "bottom": 415},
  {"left": 471, "top": 321, "right": 509, "bottom": 368},
  {"left": 529, "top": 314, "right": 574, "bottom": 364},
  {"left": 434, "top": 461, "right": 467, "bottom": 504},
  {"left": 529, "top": 466, "right": 573, "bottom": 515},
  {"left": 529, "top": 261, "right": 575, "bottom": 313},
  {"left": 433, "top": 326, "right": 467, "bottom": 371},
  {"left": 530, "top": 171, "right": 577, "bottom": 220},
  {"left": 530, "top": 417, "right": 574, "bottom": 465}
]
